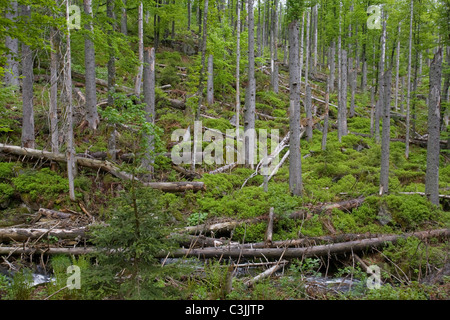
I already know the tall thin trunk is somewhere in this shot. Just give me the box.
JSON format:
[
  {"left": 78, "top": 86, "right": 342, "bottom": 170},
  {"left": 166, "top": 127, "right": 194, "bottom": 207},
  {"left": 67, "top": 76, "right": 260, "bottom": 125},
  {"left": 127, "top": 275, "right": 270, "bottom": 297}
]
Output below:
[
  {"left": 135, "top": 2, "right": 144, "bottom": 97},
  {"left": 244, "top": 0, "right": 256, "bottom": 167},
  {"left": 299, "top": 11, "right": 305, "bottom": 85},
  {"left": 329, "top": 40, "right": 335, "bottom": 93},
  {"left": 271, "top": 0, "right": 279, "bottom": 94},
  {"left": 107, "top": 0, "right": 116, "bottom": 107},
  {"left": 107, "top": 0, "right": 116, "bottom": 161},
  {"left": 361, "top": 42, "right": 367, "bottom": 93},
  {"left": 405, "top": 0, "right": 413, "bottom": 158},
  {"left": 312, "top": 4, "right": 318, "bottom": 75},
  {"left": 20, "top": 4, "right": 35, "bottom": 149},
  {"left": 257, "top": 0, "right": 261, "bottom": 57},
  {"left": 192, "top": 0, "right": 209, "bottom": 169},
  {"left": 207, "top": 54, "right": 214, "bottom": 105},
  {"left": 375, "top": 11, "right": 387, "bottom": 144},
  {"left": 305, "top": 84, "right": 313, "bottom": 141},
  {"left": 338, "top": 49, "right": 348, "bottom": 141},
  {"left": 84, "top": 0, "right": 99, "bottom": 130},
  {"left": 304, "top": 9, "right": 310, "bottom": 87},
  {"left": 142, "top": 48, "right": 156, "bottom": 181},
  {"left": 5, "top": 1, "right": 19, "bottom": 87},
  {"left": 394, "top": 23, "right": 401, "bottom": 112},
  {"left": 121, "top": 0, "right": 127, "bottom": 36},
  {"left": 288, "top": 20, "right": 302, "bottom": 196},
  {"left": 322, "top": 74, "right": 330, "bottom": 151},
  {"left": 425, "top": 49, "right": 443, "bottom": 206},
  {"left": 380, "top": 68, "right": 393, "bottom": 195},
  {"left": 50, "top": 27, "right": 59, "bottom": 153},
  {"left": 236, "top": 0, "right": 241, "bottom": 147},
  {"left": 65, "top": 1, "right": 76, "bottom": 201}
]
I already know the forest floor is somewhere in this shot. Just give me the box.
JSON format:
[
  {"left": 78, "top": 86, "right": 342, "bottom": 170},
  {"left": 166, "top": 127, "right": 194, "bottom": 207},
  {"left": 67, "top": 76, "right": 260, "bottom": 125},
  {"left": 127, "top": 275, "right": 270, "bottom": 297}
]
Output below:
[{"left": 0, "top": 43, "right": 449, "bottom": 300}]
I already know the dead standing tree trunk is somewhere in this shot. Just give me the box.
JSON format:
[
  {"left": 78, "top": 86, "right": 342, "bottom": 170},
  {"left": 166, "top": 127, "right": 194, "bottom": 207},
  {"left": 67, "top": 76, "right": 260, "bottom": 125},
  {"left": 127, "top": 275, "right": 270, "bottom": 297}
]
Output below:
[
  {"left": 244, "top": 0, "right": 256, "bottom": 168},
  {"left": 207, "top": 54, "right": 214, "bottom": 105},
  {"left": 288, "top": 20, "right": 302, "bottom": 196},
  {"left": 142, "top": 48, "right": 156, "bottom": 181},
  {"left": 5, "top": 1, "right": 19, "bottom": 87},
  {"left": 84, "top": 0, "right": 99, "bottom": 130},
  {"left": 20, "top": 4, "right": 35, "bottom": 149},
  {"left": 425, "top": 49, "right": 443, "bottom": 206}
]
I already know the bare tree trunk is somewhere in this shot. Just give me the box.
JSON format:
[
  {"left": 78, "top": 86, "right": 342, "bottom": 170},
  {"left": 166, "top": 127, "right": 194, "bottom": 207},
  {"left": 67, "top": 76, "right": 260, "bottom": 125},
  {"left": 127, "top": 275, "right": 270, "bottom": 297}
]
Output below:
[
  {"left": 84, "top": 0, "right": 99, "bottom": 130},
  {"left": 405, "top": 0, "right": 413, "bottom": 159},
  {"left": 257, "top": 0, "right": 261, "bottom": 57},
  {"left": 304, "top": 9, "right": 310, "bottom": 87},
  {"left": 50, "top": 27, "right": 59, "bottom": 153},
  {"left": 312, "top": 4, "right": 318, "bottom": 75},
  {"left": 322, "top": 74, "right": 330, "bottom": 151},
  {"left": 380, "top": 68, "right": 393, "bottom": 195},
  {"left": 299, "top": 11, "right": 305, "bottom": 85},
  {"left": 236, "top": 0, "right": 241, "bottom": 146},
  {"left": 65, "top": 1, "right": 76, "bottom": 201},
  {"left": 142, "top": 48, "right": 156, "bottom": 181},
  {"left": 121, "top": 0, "right": 127, "bottom": 36},
  {"left": 134, "top": 2, "right": 144, "bottom": 97},
  {"left": 361, "top": 42, "right": 367, "bottom": 93},
  {"left": 5, "top": 1, "right": 19, "bottom": 87},
  {"left": 107, "top": 0, "right": 116, "bottom": 107},
  {"left": 288, "top": 20, "right": 302, "bottom": 196},
  {"left": 329, "top": 40, "right": 335, "bottom": 93},
  {"left": 244, "top": 0, "right": 256, "bottom": 167},
  {"left": 305, "top": 84, "right": 313, "bottom": 141},
  {"left": 271, "top": 0, "right": 279, "bottom": 93},
  {"left": 20, "top": 4, "right": 35, "bottom": 149},
  {"left": 425, "top": 49, "right": 443, "bottom": 206},
  {"left": 375, "top": 11, "right": 387, "bottom": 144},
  {"left": 207, "top": 54, "right": 214, "bottom": 105},
  {"left": 394, "top": 23, "right": 401, "bottom": 112},
  {"left": 338, "top": 49, "right": 348, "bottom": 142}
]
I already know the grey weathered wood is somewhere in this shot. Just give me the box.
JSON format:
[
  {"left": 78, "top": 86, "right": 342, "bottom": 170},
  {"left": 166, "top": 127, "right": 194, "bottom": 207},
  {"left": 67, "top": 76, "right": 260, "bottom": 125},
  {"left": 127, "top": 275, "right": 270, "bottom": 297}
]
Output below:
[
  {"left": 244, "top": 0, "right": 256, "bottom": 167},
  {"left": 142, "top": 47, "right": 156, "bottom": 180},
  {"left": 288, "top": 20, "right": 302, "bottom": 196},
  {"left": 305, "top": 84, "right": 313, "bottom": 141},
  {"left": 271, "top": 0, "right": 279, "bottom": 93},
  {"left": 4, "top": 1, "right": 19, "bottom": 87},
  {"left": 50, "top": 26, "right": 59, "bottom": 153},
  {"left": 134, "top": 2, "right": 144, "bottom": 96},
  {"left": 20, "top": 5, "right": 35, "bottom": 149},
  {"left": 405, "top": 0, "right": 414, "bottom": 158},
  {"left": 425, "top": 49, "right": 443, "bottom": 206},
  {"left": 207, "top": 54, "right": 214, "bottom": 105},
  {"left": 380, "top": 68, "right": 393, "bottom": 195},
  {"left": 84, "top": 0, "right": 99, "bottom": 130},
  {"left": 65, "top": 1, "right": 76, "bottom": 201},
  {"left": 338, "top": 49, "right": 348, "bottom": 141}
]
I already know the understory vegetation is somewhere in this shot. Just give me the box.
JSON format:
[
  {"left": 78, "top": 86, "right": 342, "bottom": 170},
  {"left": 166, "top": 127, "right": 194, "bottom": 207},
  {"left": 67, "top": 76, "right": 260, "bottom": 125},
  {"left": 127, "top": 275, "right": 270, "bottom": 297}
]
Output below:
[{"left": 1, "top": 0, "right": 449, "bottom": 301}]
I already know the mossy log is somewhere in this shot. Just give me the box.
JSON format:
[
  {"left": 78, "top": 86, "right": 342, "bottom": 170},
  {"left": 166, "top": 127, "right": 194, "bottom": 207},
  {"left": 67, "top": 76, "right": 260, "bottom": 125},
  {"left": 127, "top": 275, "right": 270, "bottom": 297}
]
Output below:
[
  {"left": 0, "top": 227, "right": 87, "bottom": 242},
  {"left": 0, "top": 143, "right": 205, "bottom": 192},
  {"left": 164, "top": 228, "right": 450, "bottom": 259}
]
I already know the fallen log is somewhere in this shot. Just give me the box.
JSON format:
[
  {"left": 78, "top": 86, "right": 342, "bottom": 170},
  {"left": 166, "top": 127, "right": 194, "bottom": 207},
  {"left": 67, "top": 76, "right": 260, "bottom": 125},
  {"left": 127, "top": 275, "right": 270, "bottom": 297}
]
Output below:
[
  {"left": 164, "top": 229, "right": 450, "bottom": 259},
  {"left": 289, "top": 197, "right": 365, "bottom": 219},
  {"left": 0, "top": 246, "right": 95, "bottom": 256},
  {"left": 0, "top": 227, "right": 87, "bottom": 242},
  {"left": 397, "top": 192, "right": 450, "bottom": 200},
  {"left": 180, "top": 218, "right": 263, "bottom": 235},
  {"left": 0, "top": 143, "right": 205, "bottom": 192},
  {"left": 37, "top": 208, "right": 74, "bottom": 220},
  {"left": 208, "top": 162, "right": 237, "bottom": 175},
  {"left": 244, "top": 260, "right": 288, "bottom": 287}
]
